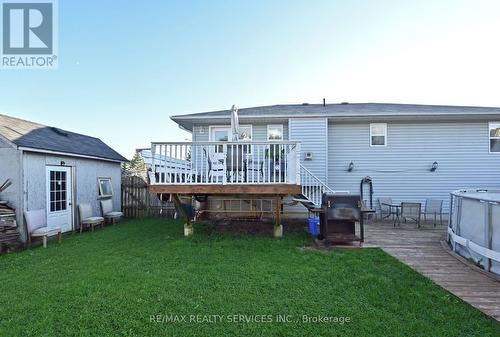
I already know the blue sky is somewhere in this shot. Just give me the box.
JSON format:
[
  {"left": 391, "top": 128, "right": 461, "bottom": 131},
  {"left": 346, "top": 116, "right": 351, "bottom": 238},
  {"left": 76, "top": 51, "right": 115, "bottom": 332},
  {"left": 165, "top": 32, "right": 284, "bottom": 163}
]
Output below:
[{"left": 1, "top": 0, "right": 500, "bottom": 158}]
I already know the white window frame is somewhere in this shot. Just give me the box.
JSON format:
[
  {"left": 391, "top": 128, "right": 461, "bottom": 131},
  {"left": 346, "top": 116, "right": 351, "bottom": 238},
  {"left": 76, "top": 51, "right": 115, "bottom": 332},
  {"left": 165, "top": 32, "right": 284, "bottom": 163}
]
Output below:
[
  {"left": 209, "top": 126, "right": 230, "bottom": 142},
  {"left": 370, "top": 123, "right": 387, "bottom": 147},
  {"left": 208, "top": 125, "right": 253, "bottom": 142},
  {"left": 209, "top": 125, "right": 253, "bottom": 153},
  {"left": 489, "top": 122, "right": 500, "bottom": 154},
  {"left": 238, "top": 125, "right": 253, "bottom": 142},
  {"left": 267, "top": 124, "right": 284, "bottom": 141},
  {"left": 98, "top": 177, "right": 113, "bottom": 198}
]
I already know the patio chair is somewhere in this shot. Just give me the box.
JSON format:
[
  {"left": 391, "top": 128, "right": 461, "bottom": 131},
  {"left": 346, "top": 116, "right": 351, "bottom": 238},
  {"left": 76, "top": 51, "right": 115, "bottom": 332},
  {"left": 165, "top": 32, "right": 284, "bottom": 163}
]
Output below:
[
  {"left": 78, "top": 203, "right": 104, "bottom": 233},
  {"left": 24, "top": 209, "right": 62, "bottom": 248},
  {"left": 204, "top": 148, "right": 225, "bottom": 183},
  {"left": 378, "top": 197, "right": 393, "bottom": 220},
  {"left": 423, "top": 199, "right": 443, "bottom": 227},
  {"left": 100, "top": 199, "right": 123, "bottom": 224},
  {"left": 401, "top": 202, "right": 422, "bottom": 228},
  {"left": 246, "top": 159, "right": 264, "bottom": 182},
  {"left": 226, "top": 145, "right": 245, "bottom": 182}
]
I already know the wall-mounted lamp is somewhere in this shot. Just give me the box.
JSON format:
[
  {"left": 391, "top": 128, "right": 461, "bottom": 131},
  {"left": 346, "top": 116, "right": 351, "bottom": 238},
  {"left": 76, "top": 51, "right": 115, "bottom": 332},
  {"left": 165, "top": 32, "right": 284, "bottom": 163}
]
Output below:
[
  {"left": 348, "top": 161, "right": 354, "bottom": 172},
  {"left": 430, "top": 161, "right": 438, "bottom": 172},
  {"left": 60, "top": 161, "right": 65, "bottom": 166}
]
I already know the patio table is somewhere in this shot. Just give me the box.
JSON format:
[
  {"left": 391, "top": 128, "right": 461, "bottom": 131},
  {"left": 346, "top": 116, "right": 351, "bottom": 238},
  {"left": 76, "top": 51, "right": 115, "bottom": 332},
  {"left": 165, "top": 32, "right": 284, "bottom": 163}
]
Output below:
[
  {"left": 382, "top": 203, "right": 401, "bottom": 227},
  {"left": 383, "top": 202, "right": 423, "bottom": 227}
]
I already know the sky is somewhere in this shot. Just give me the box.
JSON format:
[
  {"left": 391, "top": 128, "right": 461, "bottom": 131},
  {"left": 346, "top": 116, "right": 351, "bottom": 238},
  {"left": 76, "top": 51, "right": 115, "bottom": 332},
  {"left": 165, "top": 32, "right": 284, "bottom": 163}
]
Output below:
[{"left": 1, "top": 0, "right": 500, "bottom": 159}]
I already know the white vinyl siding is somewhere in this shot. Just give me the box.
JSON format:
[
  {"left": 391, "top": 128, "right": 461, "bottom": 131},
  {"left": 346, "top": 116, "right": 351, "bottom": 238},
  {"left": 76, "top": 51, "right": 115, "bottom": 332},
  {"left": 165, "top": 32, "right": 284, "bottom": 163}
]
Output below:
[
  {"left": 289, "top": 118, "right": 328, "bottom": 182},
  {"left": 328, "top": 122, "right": 500, "bottom": 212}
]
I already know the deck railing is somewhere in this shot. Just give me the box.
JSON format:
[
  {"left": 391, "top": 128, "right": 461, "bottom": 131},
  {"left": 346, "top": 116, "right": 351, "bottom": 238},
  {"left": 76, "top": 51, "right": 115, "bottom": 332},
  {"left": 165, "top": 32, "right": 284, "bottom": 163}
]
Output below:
[
  {"left": 299, "top": 165, "right": 334, "bottom": 206},
  {"left": 147, "top": 141, "right": 301, "bottom": 185}
]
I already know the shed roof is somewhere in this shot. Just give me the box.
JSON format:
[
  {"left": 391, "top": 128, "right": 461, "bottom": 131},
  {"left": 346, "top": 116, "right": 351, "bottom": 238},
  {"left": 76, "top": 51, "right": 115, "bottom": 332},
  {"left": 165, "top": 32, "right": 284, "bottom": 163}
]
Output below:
[
  {"left": 171, "top": 103, "right": 500, "bottom": 131},
  {"left": 0, "top": 114, "right": 127, "bottom": 162}
]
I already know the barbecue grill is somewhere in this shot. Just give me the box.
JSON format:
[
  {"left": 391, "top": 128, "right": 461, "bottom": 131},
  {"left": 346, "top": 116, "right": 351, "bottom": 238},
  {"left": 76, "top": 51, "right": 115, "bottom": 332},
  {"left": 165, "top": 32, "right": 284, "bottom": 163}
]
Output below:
[{"left": 319, "top": 193, "right": 374, "bottom": 244}]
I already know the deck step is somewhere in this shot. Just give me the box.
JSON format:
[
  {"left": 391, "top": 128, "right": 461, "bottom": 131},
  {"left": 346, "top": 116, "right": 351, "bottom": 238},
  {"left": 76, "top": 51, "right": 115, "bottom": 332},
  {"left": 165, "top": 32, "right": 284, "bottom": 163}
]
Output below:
[{"left": 292, "top": 198, "right": 314, "bottom": 204}]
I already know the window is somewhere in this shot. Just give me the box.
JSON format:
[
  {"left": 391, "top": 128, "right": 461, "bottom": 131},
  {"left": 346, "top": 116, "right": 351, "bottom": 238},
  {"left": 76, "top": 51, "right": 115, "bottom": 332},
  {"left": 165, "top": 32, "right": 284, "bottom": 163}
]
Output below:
[
  {"left": 209, "top": 125, "right": 253, "bottom": 142},
  {"left": 238, "top": 125, "right": 252, "bottom": 141},
  {"left": 98, "top": 178, "right": 113, "bottom": 197},
  {"left": 489, "top": 122, "right": 500, "bottom": 153},
  {"left": 370, "top": 123, "right": 387, "bottom": 146},
  {"left": 209, "top": 125, "right": 252, "bottom": 153},
  {"left": 267, "top": 125, "right": 283, "bottom": 140},
  {"left": 210, "top": 126, "right": 230, "bottom": 142},
  {"left": 49, "top": 170, "right": 67, "bottom": 212},
  {"left": 210, "top": 126, "right": 230, "bottom": 153}
]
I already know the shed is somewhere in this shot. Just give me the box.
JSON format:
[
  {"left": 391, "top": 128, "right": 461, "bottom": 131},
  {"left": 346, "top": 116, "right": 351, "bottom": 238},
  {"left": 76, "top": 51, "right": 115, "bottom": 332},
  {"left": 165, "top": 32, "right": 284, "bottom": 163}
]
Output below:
[{"left": 0, "top": 114, "right": 127, "bottom": 241}]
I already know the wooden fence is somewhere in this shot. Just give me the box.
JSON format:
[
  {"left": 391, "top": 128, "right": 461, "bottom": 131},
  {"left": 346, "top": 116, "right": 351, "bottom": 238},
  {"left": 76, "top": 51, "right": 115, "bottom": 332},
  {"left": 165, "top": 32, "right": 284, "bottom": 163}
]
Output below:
[{"left": 121, "top": 176, "right": 175, "bottom": 218}]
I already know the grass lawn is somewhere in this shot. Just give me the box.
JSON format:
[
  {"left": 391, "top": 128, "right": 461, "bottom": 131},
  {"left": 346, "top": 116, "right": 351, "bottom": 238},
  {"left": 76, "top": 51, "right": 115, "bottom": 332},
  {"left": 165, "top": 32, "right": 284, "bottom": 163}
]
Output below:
[{"left": 0, "top": 219, "right": 498, "bottom": 337}]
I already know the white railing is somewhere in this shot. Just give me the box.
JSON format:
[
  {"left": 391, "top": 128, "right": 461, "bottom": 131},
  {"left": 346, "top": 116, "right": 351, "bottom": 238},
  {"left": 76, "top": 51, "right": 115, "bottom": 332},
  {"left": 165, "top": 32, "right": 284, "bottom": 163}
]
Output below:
[
  {"left": 147, "top": 141, "right": 300, "bottom": 185},
  {"left": 299, "top": 164, "right": 334, "bottom": 206}
]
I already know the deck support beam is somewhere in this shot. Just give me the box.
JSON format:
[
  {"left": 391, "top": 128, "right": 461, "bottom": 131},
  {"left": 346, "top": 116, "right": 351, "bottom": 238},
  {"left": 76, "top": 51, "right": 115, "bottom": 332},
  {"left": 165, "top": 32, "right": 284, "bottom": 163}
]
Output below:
[
  {"left": 171, "top": 194, "right": 193, "bottom": 236},
  {"left": 274, "top": 194, "right": 283, "bottom": 238}
]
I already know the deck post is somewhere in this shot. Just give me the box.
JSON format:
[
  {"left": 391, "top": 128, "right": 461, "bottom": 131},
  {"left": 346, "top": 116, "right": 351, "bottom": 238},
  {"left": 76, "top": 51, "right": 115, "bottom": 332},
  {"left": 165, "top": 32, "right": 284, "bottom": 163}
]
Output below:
[
  {"left": 273, "top": 194, "right": 283, "bottom": 238},
  {"left": 171, "top": 194, "right": 193, "bottom": 236}
]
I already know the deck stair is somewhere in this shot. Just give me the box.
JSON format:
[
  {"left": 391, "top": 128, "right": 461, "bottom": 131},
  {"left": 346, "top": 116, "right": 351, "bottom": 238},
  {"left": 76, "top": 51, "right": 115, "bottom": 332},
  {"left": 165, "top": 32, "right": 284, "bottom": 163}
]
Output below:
[{"left": 294, "top": 164, "right": 335, "bottom": 212}]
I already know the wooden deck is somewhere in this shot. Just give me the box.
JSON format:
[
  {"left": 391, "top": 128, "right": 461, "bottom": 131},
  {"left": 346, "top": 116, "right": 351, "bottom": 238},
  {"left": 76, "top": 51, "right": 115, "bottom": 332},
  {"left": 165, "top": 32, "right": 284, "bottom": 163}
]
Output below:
[
  {"left": 149, "top": 184, "right": 301, "bottom": 195},
  {"left": 364, "top": 222, "right": 500, "bottom": 322}
]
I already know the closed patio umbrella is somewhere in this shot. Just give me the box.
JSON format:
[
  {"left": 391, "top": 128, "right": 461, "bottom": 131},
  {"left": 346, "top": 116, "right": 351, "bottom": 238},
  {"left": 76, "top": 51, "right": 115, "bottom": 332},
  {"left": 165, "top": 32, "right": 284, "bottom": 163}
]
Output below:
[{"left": 230, "top": 105, "right": 239, "bottom": 141}]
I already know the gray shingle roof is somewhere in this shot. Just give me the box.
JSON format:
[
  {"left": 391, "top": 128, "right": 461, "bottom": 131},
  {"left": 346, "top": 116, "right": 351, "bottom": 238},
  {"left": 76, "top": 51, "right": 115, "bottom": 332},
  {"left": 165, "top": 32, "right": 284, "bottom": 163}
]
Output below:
[
  {"left": 0, "top": 114, "right": 126, "bottom": 162},
  {"left": 171, "top": 102, "right": 500, "bottom": 130}
]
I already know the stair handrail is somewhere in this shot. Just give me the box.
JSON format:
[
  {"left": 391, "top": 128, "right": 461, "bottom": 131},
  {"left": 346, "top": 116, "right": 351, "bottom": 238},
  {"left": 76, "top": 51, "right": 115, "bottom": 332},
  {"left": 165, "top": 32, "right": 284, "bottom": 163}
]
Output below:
[
  {"left": 299, "top": 164, "right": 334, "bottom": 206},
  {"left": 299, "top": 164, "right": 333, "bottom": 191}
]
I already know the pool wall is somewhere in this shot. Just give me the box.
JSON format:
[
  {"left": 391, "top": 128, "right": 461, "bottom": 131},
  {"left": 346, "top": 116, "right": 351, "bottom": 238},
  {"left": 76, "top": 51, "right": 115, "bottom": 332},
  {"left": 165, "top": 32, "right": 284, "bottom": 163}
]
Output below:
[{"left": 448, "top": 189, "right": 500, "bottom": 276}]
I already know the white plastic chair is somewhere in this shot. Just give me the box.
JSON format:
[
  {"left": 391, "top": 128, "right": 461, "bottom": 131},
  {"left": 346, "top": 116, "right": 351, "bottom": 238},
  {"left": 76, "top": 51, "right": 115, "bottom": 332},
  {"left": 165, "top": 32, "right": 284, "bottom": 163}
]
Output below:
[{"left": 207, "top": 151, "right": 226, "bottom": 183}]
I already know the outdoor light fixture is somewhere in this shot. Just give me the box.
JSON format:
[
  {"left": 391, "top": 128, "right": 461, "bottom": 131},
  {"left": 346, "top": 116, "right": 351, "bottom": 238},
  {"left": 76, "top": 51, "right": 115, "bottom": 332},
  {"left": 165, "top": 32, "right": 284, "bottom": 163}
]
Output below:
[
  {"left": 60, "top": 161, "right": 65, "bottom": 166},
  {"left": 348, "top": 161, "right": 354, "bottom": 172},
  {"left": 430, "top": 161, "right": 438, "bottom": 172}
]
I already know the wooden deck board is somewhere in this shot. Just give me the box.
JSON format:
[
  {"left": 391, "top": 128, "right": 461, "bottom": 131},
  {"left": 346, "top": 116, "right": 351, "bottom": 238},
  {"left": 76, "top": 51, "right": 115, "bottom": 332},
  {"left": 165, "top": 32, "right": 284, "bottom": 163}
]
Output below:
[
  {"left": 149, "top": 184, "right": 301, "bottom": 195},
  {"left": 365, "top": 222, "right": 500, "bottom": 322}
]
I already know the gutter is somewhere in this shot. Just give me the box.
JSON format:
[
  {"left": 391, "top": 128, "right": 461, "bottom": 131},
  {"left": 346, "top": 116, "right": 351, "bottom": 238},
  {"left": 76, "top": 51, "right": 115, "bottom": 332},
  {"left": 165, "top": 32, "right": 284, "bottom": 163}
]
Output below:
[
  {"left": 17, "top": 147, "right": 126, "bottom": 163},
  {"left": 171, "top": 113, "right": 500, "bottom": 126}
]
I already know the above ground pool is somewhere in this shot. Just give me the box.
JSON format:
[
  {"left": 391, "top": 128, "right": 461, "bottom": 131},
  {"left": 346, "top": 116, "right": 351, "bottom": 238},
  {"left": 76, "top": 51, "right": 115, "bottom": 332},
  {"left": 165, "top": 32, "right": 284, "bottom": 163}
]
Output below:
[{"left": 448, "top": 189, "right": 500, "bottom": 276}]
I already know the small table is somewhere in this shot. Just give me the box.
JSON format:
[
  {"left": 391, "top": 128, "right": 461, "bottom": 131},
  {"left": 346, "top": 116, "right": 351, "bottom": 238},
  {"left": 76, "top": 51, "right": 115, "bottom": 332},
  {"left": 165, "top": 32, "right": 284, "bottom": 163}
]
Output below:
[{"left": 382, "top": 203, "right": 401, "bottom": 227}]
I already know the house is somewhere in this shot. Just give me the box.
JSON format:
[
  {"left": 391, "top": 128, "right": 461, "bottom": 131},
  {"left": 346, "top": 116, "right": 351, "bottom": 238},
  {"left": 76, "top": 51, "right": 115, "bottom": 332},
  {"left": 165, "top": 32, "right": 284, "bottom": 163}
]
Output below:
[
  {"left": 145, "top": 102, "right": 500, "bottom": 236},
  {"left": 0, "top": 114, "right": 126, "bottom": 242}
]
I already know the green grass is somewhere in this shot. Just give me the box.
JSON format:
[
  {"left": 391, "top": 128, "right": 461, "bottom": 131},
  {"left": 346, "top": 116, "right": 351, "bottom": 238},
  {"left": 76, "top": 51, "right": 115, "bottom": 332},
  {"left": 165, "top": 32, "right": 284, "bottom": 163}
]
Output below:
[{"left": 0, "top": 219, "right": 498, "bottom": 337}]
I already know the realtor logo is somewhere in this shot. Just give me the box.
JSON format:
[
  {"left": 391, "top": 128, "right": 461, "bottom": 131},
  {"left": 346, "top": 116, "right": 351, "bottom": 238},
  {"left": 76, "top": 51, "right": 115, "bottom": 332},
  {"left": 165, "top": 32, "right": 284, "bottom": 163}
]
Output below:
[{"left": 1, "top": 0, "right": 58, "bottom": 68}]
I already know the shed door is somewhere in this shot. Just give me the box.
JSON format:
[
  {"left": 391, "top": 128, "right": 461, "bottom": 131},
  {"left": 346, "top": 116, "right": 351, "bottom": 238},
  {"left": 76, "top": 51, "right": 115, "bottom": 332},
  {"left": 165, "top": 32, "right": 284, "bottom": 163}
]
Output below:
[{"left": 46, "top": 166, "right": 73, "bottom": 232}]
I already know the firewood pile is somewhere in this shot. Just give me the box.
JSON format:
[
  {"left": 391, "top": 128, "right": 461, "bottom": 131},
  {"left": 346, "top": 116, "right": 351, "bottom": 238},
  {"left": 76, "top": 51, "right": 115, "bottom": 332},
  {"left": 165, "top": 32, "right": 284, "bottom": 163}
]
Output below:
[{"left": 0, "top": 179, "right": 22, "bottom": 253}]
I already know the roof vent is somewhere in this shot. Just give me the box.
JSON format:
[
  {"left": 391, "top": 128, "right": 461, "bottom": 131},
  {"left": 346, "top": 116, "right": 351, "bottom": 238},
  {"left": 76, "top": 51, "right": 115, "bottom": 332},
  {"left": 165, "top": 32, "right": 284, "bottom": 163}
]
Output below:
[
  {"left": 341, "top": 102, "right": 349, "bottom": 105},
  {"left": 51, "top": 127, "right": 69, "bottom": 137},
  {"left": 302, "top": 102, "right": 309, "bottom": 105}
]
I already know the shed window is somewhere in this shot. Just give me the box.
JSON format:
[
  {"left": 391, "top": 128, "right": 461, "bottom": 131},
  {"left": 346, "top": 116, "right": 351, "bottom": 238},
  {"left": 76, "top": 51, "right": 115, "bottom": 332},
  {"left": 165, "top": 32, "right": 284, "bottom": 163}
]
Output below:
[
  {"left": 489, "top": 122, "right": 500, "bottom": 153},
  {"left": 267, "top": 125, "right": 283, "bottom": 140},
  {"left": 370, "top": 123, "right": 387, "bottom": 146},
  {"left": 98, "top": 178, "right": 113, "bottom": 197}
]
